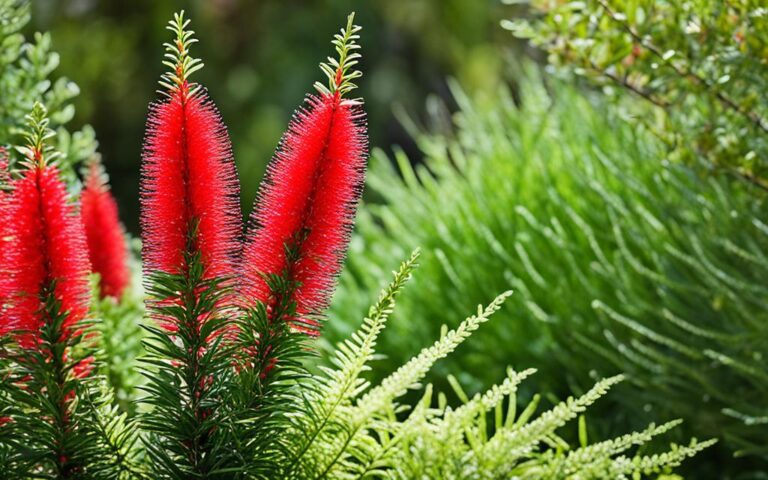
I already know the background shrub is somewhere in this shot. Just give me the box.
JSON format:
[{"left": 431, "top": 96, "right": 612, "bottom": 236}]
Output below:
[
  {"left": 328, "top": 75, "right": 768, "bottom": 476},
  {"left": 506, "top": 0, "right": 768, "bottom": 188}
]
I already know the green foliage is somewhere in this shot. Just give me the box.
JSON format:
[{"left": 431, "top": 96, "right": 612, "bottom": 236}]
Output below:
[
  {"left": 0, "top": 104, "right": 140, "bottom": 479},
  {"left": 505, "top": 0, "right": 768, "bottom": 188},
  {"left": 1, "top": 0, "right": 145, "bottom": 421},
  {"left": 0, "top": 0, "right": 97, "bottom": 180},
  {"left": 315, "top": 12, "right": 363, "bottom": 97},
  {"left": 0, "top": 293, "right": 138, "bottom": 478},
  {"left": 228, "top": 263, "right": 316, "bottom": 479},
  {"left": 92, "top": 254, "right": 144, "bottom": 416},
  {"left": 0, "top": 4, "right": 716, "bottom": 478},
  {"left": 328, "top": 76, "right": 768, "bottom": 473},
  {"left": 139, "top": 253, "right": 239, "bottom": 479},
  {"left": 281, "top": 253, "right": 711, "bottom": 479},
  {"left": 1, "top": 250, "right": 711, "bottom": 478}
]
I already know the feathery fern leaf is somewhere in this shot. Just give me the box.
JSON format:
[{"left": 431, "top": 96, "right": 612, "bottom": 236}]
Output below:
[{"left": 286, "top": 253, "right": 711, "bottom": 480}]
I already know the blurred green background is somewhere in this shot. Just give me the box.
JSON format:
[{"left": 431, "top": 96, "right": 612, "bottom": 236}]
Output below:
[{"left": 29, "top": 0, "right": 521, "bottom": 233}]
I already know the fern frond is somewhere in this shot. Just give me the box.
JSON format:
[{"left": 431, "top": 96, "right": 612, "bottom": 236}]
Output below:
[
  {"left": 284, "top": 250, "right": 419, "bottom": 477},
  {"left": 301, "top": 285, "right": 711, "bottom": 480},
  {"left": 478, "top": 375, "right": 624, "bottom": 476},
  {"left": 324, "top": 249, "right": 420, "bottom": 407},
  {"left": 358, "top": 291, "right": 512, "bottom": 416},
  {"left": 539, "top": 419, "right": 683, "bottom": 477},
  {"left": 295, "top": 291, "right": 512, "bottom": 478},
  {"left": 439, "top": 367, "right": 537, "bottom": 436},
  {"left": 607, "top": 438, "right": 719, "bottom": 478}
]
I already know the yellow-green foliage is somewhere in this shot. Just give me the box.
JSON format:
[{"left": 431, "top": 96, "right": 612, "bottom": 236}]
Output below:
[
  {"left": 288, "top": 252, "right": 712, "bottom": 479},
  {"left": 0, "top": 0, "right": 97, "bottom": 180}
]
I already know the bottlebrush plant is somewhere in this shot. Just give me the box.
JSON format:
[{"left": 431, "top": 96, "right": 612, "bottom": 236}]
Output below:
[
  {"left": 0, "top": 0, "right": 143, "bottom": 426},
  {"left": 0, "top": 104, "right": 130, "bottom": 477},
  {"left": 0, "top": 8, "right": 713, "bottom": 479}
]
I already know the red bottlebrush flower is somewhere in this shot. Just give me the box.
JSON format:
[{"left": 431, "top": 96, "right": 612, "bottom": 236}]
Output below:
[
  {"left": 0, "top": 147, "right": 12, "bottom": 314},
  {"left": 241, "top": 16, "right": 367, "bottom": 334},
  {"left": 81, "top": 160, "right": 130, "bottom": 299},
  {"left": 4, "top": 163, "right": 91, "bottom": 340},
  {"left": 140, "top": 81, "right": 241, "bottom": 281}
]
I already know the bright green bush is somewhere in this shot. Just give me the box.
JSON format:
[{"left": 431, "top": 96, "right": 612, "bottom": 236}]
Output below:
[{"left": 328, "top": 76, "right": 768, "bottom": 474}]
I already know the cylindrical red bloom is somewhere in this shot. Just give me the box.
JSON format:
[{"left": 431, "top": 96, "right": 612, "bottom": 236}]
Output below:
[
  {"left": 140, "top": 87, "right": 241, "bottom": 280},
  {"left": 3, "top": 164, "right": 91, "bottom": 340},
  {"left": 0, "top": 148, "right": 12, "bottom": 320},
  {"left": 81, "top": 162, "right": 131, "bottom": 299},
  {"left": 241, "top": 93, "right": 367, "bottom": 334}
]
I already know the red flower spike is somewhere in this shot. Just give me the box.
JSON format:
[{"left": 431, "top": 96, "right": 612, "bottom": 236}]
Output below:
[
  {"left": 0, "top": 147, "right": 12, "bottom": 324},
  {"left": 140, "top": 57, "right": 241, "bottom": 283},
  {"left": 4, "top": 163, "right": 91, "bottom": 341},
  {"left": 242, "top": 14, "right": 367, "bottom": 334},
  {"left": 81, "top": 160, "right": 131, "bottom": 299}
]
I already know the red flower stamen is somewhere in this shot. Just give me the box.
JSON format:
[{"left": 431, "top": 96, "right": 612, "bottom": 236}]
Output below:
[
  {"left": 140, "top": 86, "right": 241, "bottom": 281},
  {"left": 241, "top": 15, "right": 367, "bottom": 336},
  {"left": 4, "top": 161, "right": 91, "bottom": 342},
  {"left": 81, "top": 161, "right": 131, "bottom": 299},
  {"left": 242, "top": 94, "right": 367, "bottom": 334}
]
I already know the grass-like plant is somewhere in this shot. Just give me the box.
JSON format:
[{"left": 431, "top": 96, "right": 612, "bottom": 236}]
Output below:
[{"left": 329, "top": 71, "right": 767, "bottom": 475}]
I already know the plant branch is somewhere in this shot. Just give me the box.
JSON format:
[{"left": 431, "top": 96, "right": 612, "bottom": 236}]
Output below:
[{"left": 596, "top": 0, "right": 768, "bottom": 135}]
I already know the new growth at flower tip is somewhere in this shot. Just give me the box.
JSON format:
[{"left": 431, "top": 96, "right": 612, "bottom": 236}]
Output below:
[
  {"left": 160, "top": 10, "right": 204, "bottom": 98},
  {"left": 315, "top": 12, "right": 363, "bottom": 102},
  {"left": 18, "top": 102, "right": 59, "bottom": 168}
]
